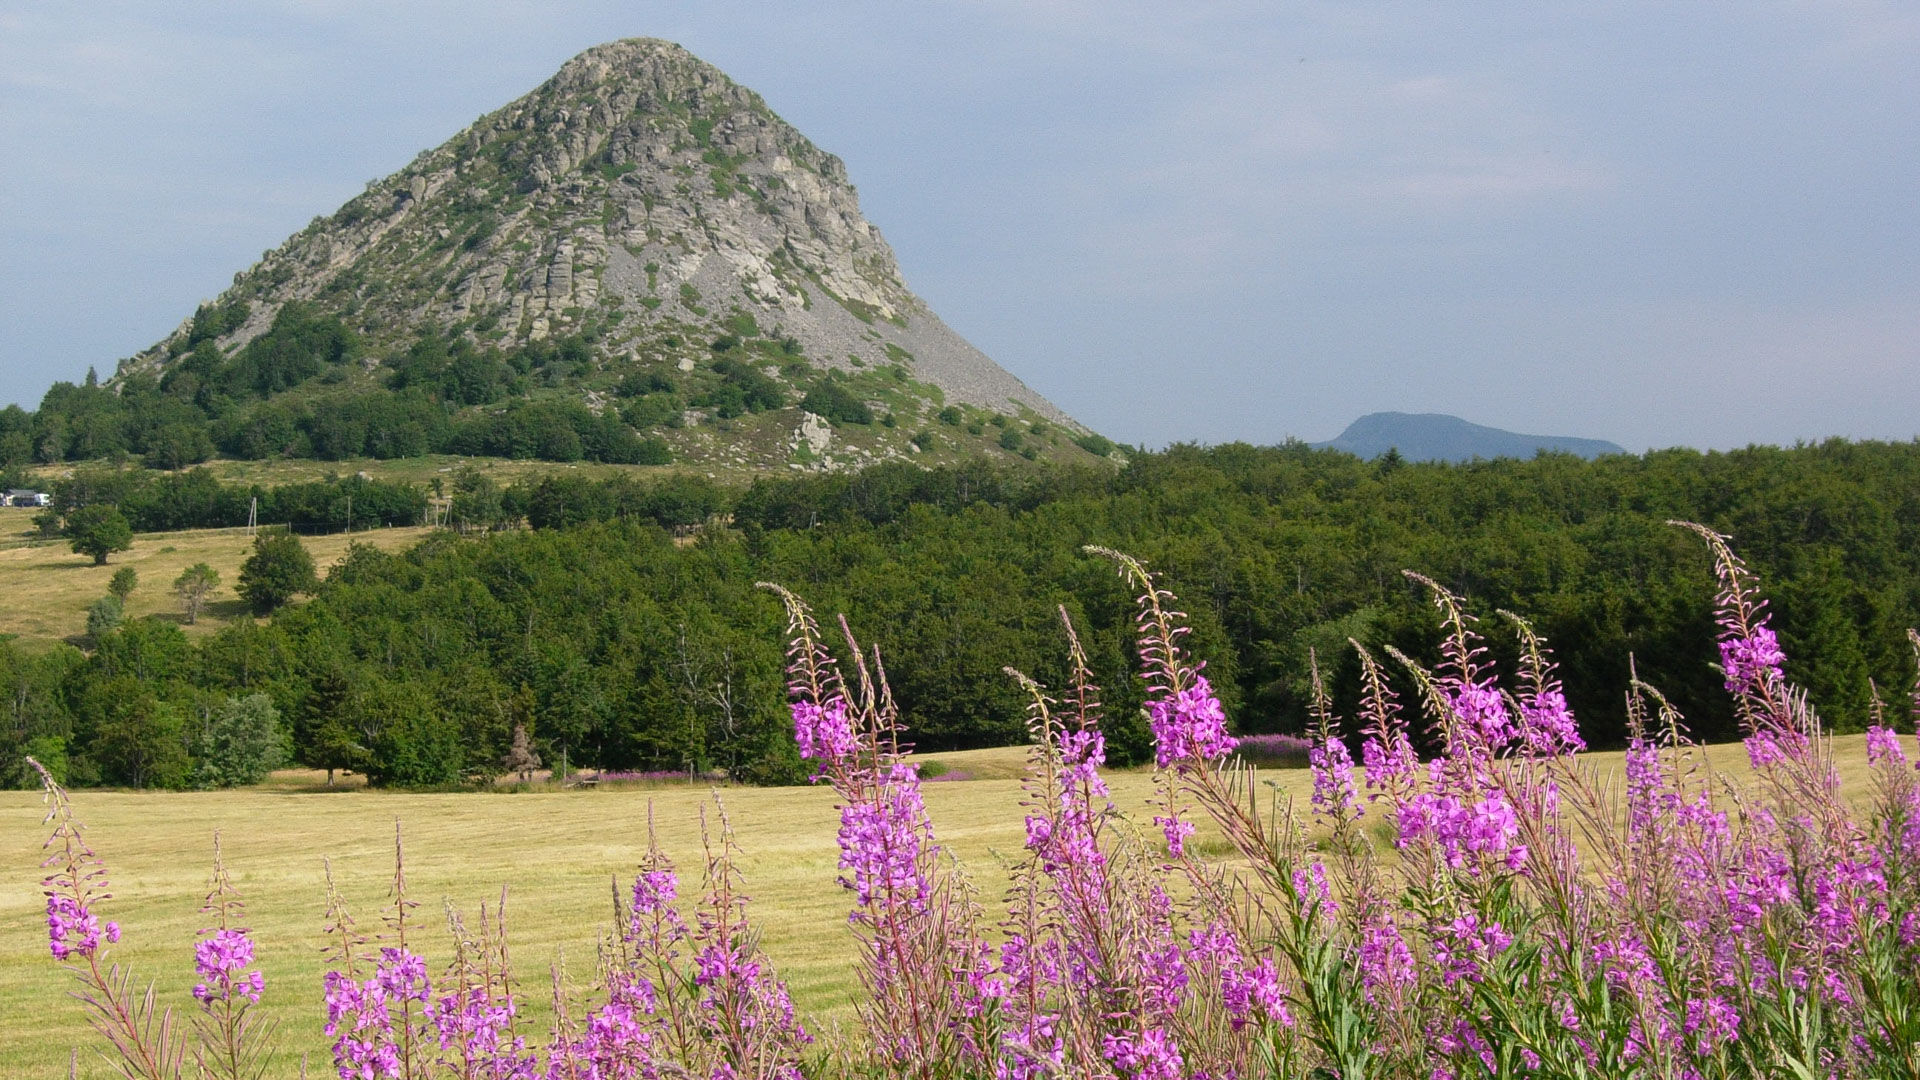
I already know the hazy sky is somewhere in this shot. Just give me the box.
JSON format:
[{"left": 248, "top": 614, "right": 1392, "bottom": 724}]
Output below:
[{"left": 3, "top": 2, "right": 1916, "bottom": 451}]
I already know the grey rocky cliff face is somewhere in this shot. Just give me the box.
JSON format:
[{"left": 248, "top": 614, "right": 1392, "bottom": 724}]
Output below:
[{"left": 123, "top": 38, "right": 1075, "bottom": 428}]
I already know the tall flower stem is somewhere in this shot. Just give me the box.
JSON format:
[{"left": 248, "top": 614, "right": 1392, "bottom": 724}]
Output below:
[{"left": 31, "top": 757, "right": 184, "bottom": 1080}]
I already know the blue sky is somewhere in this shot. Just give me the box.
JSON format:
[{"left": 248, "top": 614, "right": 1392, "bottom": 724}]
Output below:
[{"left": 2, "top": 1, "right": 1916, "bottom": 451}]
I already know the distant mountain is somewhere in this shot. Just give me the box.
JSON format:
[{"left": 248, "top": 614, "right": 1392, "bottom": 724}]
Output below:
[
  {"left": 1313, "top": 413, "right": 1626, "bottom": 463},
  {"left": 85, "top": 39, "right": 1096, "bottom": 474}
]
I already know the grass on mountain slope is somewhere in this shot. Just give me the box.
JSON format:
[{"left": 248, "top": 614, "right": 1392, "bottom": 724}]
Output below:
[{"left": 0, "top": 736, "right": 1883, "bottom": 1076}]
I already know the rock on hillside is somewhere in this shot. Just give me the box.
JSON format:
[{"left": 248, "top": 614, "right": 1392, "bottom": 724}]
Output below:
[{"left": 116, "top": 39, "right": 1087, "bottom": 471}]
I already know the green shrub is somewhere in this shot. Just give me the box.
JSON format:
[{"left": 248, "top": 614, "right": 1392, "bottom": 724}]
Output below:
[
  {"left": 85, "top": 596, "right": 124, "bottom": 639},
  {"left": 800, "top": 382, "right": 873, "bottom": 426},
  {"left": 1073, "top": 432, "right": 1117, "bottom": 458},
  {"left": 194, "top": 693, "right": 290, "bottom": 788}
]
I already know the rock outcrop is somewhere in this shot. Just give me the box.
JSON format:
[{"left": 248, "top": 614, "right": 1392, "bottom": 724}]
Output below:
[{"left": 121, "top": 39, "right": 1076, "bottom": 435}]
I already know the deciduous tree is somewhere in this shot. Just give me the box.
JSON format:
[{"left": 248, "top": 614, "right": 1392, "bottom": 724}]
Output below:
[
  {"left": 173, "top": 562, "right": 220, "bottom": 625},
  {"left": 237, "top": 531, "right": 316, "bottom": 613},
  {"left": 65, "top": 504, "right": 132, "bottom": 566}
]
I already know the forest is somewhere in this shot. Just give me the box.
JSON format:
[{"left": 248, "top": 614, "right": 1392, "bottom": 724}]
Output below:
[
  {"left": 4, "top": 437, "right": 1917, "bottom": 789},
  {"left": 0, "top": 302, "right": 968, "bottom": 470}
]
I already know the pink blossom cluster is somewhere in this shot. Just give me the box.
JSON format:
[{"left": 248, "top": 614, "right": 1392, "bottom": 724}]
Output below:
[
  {"left": 1146, "top": 675, "right": 1237, "bottom": 767},
  {"left": 835, "top": 761, "right": 933, "bottom": 908},
  {"left": 1394, "top": 791, "right": 1528, "bottom": 873},
  {"left": 427, "top": 985, "right": 534, "bottom": 1078},
  {"left": 1361, "top": 725, "right": 1417, "bottom": 795},
  {"left": 323, "top": 946, "right": 431, "bottom": 1080},
  {"left": 323, "top": 966, "right": 404, "bottom": 1080},
  {"left": 1308, "top": 735, "right": 1360, "bottom": 818},
  {"left": 1431, "top": 912, "right": 1512, "bottom": 986},
  {"left": 45, "top": 893, "right": 117, "bottom": 961},
  {"left": 191, "top": 927, "right": 264, "bottom": 1005},
  {"left": 1866, "top": 724, "right": 1907, "bottom": 766},
  {"left": 546, "top": 828, "right": 809, "bottom": 1078},
  {"left": 1518, "top": 688, "right": 1584, "bottom": 756},
  {"left": 1719, "top": 624, "right": 1786, "bottom": 694},
  {"left": 790, "top": 696, "right": 856, "bottom": 770},
  {"left": 1446, "top": 681, "right": 1512, "bottom": 748}
]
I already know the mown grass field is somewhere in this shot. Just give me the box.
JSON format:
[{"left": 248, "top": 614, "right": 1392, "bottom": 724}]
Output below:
[
  {"left": 0, "top": 508, "right": 430, "bottom": 644},
  {"left": 0, "top": 736, "right": 1882, "bottom": 1076}
]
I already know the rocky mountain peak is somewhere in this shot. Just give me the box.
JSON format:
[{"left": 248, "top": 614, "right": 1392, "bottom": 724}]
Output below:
[{"left": 114, "top": 39, "right": 1087, "bottom": 473}]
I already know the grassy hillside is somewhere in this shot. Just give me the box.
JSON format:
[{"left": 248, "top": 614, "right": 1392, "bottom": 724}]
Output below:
[
  {"left": 0, "top": 735, "right": 1883, "bottom": 1076},
  {"left": 0, "top": 510, "right": 428, "bottom": 644}
]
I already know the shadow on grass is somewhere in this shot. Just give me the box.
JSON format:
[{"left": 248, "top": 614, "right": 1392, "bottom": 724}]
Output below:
[
  {"left": 256, "top": 769, "right": 371, "bottom": 795},
  {"left": 201, "top": 598, "right": 255, "bottom": 621},
  {"left": 37, "top": 557, "right": 106, "bottom": 571}
]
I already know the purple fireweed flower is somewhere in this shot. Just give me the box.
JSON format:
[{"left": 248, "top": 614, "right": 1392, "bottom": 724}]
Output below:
[
  {"left": 632, "top": 868, "right": 678, "bottom": 913},
  {"left": 791, "top": 696, "right": 856, "bottom": 773},
  {"left": 1519, "top": 689, "right": 1585, "bottom": 756},
  {"left": 1744, "top": 728, "right": 1809, "bottom": 771},
  {"left": 428, "top": 985, "right": 534, "bottom": 1078},
  {"left": 324, "top": 947, "right": 430, "bottom": 1080},
  {"left": 1029, "top": 805, "right": 1104, "bottom": 881},
  {"left": 1292, "top": 863, "right": 1335, "bottom": 912},
  {"left": 835, "top": 762, "right": 933, "bottom": 908},
  {"left": 1215, "top": 942, "right": 1294, "bottom": 1031},
  {"left": 1396, "top": 792, "right": 1528, "bottom": 873},
  {"left": 548, "top": 965, "right": 667, "bottom": 1076},
  {"left": 324, "top": 969, "right": 398, "bottom": 1079},
  {"left": 1146, "top": 675, "right": 1237, "bottom": 768},
  {"left": 45, "top": 894, "right": 117, "bottom": 961},
  {"left": 1309, "top": 736, "right": 1362, "bottom": 818},
  {"left": 1719, "top": 625, "right": 1785, "bottom": 695},
  {"left": 1101, "top": 1027, "right": 1184, "bottom": 1080},
  {"left": 1867, "top": 726, "right": 1907, "bottom": 766},
  {"left": 1590, "top": 932, "right": 1660, "bottom": 989},
  {"left": 1361, "top": 731, "right": 1417, "bottom": 800},
  {"left": 1356, "top": 916, "right": 1416, "bottom": 1001},
  {"left": 1153, "top": 813, "right": 1195, "bottom": 857},
  {"left": 1447, "top": 682, "right": 1512, "bottom": 749},
  {"left": 1625, "top": 740, "right": 1672, "bottom": 843},
  {"left": 1022, "top": 814, "right": 1053, "bottom": 851},
  {"left": 1684, "top": 996, "right": 1740, "bottom": 1052},
  {"left": 374, "top": 947, "right": 431, "bottom": 1004},
  {"left": 1435, "top": 1019, "right": 1498, "bottom": 1073},
  {"left": 1432, "top": 913, "right": 1511, "bottom": 986},
  {"left": 191, "top": 927, "right": 264, "bottom": 1005},
  {"left": 693, "top": 942, "right": 755, "bottom": 989},
  {"left": 994, "top": 932, "right": 1067, "bottom": 1078},
  {"left": 1060, "top": 729, "right": 1107, "bottom": 785}
]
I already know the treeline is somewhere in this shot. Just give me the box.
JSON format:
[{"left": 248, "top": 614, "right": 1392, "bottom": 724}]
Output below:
[
  {"left": 34, "top": 468, "right": 429, "bottom": 533},
  {"left": 5, "top": 439, "right": 1919, "bottom": 789}
]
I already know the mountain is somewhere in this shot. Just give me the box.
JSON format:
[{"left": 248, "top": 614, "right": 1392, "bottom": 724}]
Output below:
[
  {"left": 91, "top": 39, "right": 1097, "bottom": 474},
  {"left": 1313, "top": 413, "right": 1626, "bottom": 463}
]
